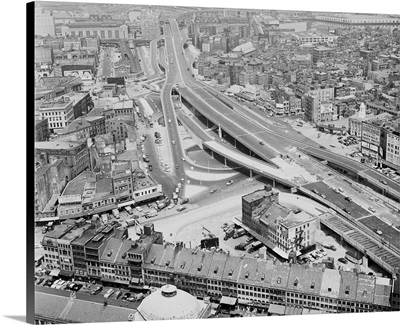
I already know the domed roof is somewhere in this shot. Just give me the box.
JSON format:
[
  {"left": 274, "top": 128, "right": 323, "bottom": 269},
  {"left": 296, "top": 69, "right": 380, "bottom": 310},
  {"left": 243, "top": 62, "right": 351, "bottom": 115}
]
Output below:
[{"left": 136, "top": 285, "right": 203, "bottom": 320}]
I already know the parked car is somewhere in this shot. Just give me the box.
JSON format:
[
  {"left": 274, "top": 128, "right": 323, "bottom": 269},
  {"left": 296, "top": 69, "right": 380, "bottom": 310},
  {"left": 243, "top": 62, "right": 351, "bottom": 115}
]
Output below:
[
  {"left": 181, "top": 198, "right": 189, "bottom": 205},
  {"left": 35, "top": 277, "right": 44, "bottom": 285},
  {"left": 177, "top": 206, "right": 187, "bottom": 212},
  {"left": 210, "top": 188, "right": 217, "bottom": 194},
  {"left": 122, "top": 292, "right": 131, "bottom": 300},
  {"left": 338, "top": 257, "right": 348, "bottom": 264},
  {"left": 91, "top": 286, "right": 103, "bottom": 295},
  {"left": 226, "top": 180, "right": 234, "bottom": 186}
]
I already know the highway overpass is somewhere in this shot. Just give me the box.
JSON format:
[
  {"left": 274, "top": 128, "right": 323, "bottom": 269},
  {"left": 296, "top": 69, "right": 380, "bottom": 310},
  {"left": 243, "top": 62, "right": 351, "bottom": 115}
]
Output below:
[{"left": 300, "top": 146, "right": 400, "bottom": 202}]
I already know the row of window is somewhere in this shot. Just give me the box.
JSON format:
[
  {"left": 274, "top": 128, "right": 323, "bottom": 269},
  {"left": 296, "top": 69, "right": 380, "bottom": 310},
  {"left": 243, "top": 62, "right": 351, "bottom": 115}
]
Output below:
[{"left": 69, "top": 29, "right": 122, "bottom": 39}]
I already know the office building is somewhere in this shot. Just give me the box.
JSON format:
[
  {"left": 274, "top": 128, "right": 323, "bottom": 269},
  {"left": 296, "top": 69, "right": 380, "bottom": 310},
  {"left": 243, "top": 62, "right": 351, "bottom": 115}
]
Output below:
[
  {"left": 61, "top": 21, "right": 128, "bottom": 39},
  {"left": 35, "top": 7, "right": 56, "bottom": 37}
]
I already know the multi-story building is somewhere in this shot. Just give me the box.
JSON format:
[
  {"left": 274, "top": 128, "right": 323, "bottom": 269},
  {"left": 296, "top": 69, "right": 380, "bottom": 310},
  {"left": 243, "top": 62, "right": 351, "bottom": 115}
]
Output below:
[
  {"left": 242, "top": 186, "right": 318, "bottom": 259},
  {"left": 106, "top": 116, "right": 134, "bottom": 143},
  {"left": 37, "top": 97, "right": 75, "bottom": 133},
  {"left": 304, "top": 87, "right": 335, "bottom": 123},
  {"left": 113, "top": 99, "right": 134, "bottom": 116},
  {"left": 57, "top": 223, "right": 91, "bottom": 277},
  {"left": 84, "top": 225, "right": 124, "bottom": 281},
  {"left": 142, "top": 242, "right": 393, "bottom": 313},
  {"left": 386, "top": 129, "right": 400, "bottom": 167},
  {"left": 312, "top": 47, "right": 332, "bottom": 64},
  {"left": 35, "top": 158, "right": 70, "bottom": 213},
  {"left": 35, "top": 139, "right": 90, "bottom": 179},
  {"left": 35, "top": 117, "right": 50, "bottom": 142},
  {"left": 59, "top": 116, "right": 106, "bottom": 141},
  {"left": 361, "top": 120, "right": 383, "bottom": 159},
  {"left": 71, "top": 227, "right": 97, "bottom": 279},
  {"left": 315, "top": 14, "right": 400, "bottom": 31},
  {"left": 42, "top": 224, "right": 75, "bottom": 271},
  {"left": 35, "top": 7, "right": 56, "bottom": 37},
  {"left": 60, "top": 21, "right": 128, "bottom": 39},
  {"left": 111, "top": 161, "right": 135, "bottom": 206},
  {"left": 292, "top": 32, "right": 338, "bottom": 45},
  {"left": 35, "top": 45, "right": 53, "bottom": 65}
]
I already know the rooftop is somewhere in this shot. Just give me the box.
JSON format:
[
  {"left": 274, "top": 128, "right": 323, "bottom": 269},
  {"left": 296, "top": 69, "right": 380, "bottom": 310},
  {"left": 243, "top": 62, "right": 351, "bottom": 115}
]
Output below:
[{"left": 35, "top": 139, "right": 84, "bottom": 151}]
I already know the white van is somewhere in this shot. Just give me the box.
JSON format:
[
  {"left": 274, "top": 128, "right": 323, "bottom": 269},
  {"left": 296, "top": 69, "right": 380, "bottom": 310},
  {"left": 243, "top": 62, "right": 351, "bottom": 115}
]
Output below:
[
  {"left": 104, "top": 288, "right": 114, "bottom": 299},
  {"left": 112, "top": 209, "right": 120, "bottom": 219}
]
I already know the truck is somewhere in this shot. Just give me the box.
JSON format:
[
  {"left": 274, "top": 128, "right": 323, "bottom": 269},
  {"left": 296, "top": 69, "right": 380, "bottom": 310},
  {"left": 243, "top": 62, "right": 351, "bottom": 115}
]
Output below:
[
  {"left": 172, "top": 193, "right": 178, "bottom": 204},
  {"left": 125, "top": 206, "right": 133, "bottom": 215},
  {"left": 112, "top": 209, "right": 120, "bottom": 219},
  {"left": 248, "top": 241, "right": 263, "bottom": 253},
  {"left": 233, "top": 228, "right": 246, "bottom": 239},
  {"left": 101, "top": 214, "right": 109, "bottom": 224},
  {"left": 224, "top": 228, "right": 235, "bottom": 241},
  {"left": 126, "top": 219, "right": 137, "bottom": 227},
  {"left": 235, "top": 242, "right": 247, "bottom": 251},
  {"left": 148, "top": 208, "right": 158, "bottom": 218}
]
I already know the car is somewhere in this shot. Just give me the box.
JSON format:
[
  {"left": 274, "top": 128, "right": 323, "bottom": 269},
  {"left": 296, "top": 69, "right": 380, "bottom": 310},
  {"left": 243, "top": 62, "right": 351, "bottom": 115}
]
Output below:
[
  {"left": 181, "top": 157, "right": 186, "bottom": 161},
  {"left": 210, "top": 188, "right": 217, "bottom": 194},
  {"left": 332, "top": 188, "right": 339, "bottom": 193},
  {"left": 338, "top": 257, "right": 348, "bottom": 264},
  {"left": 91, "top": 286, "right": 103, "bottom": 295},
  {"left": 319, "top": 145, "right": 326, "bottom": 149},
  {"left": 135, "top": 207, "right": 143, "bottom": 212},
  {"left": 168, "top": 119, "right": 172, "bottom": 123},
  {"left": 259, "top": 141, "right": 265, "bottom": 146},
  {"left": 43, "top": 279, "right": 54, "bottom": 287},
  {"left": 167, "top": 203, "right": 175, "bottom": 210},
  {"left": 345, "top": 196, "right": 353, "bottom": 202},
  {"left": 104, "top": 288, "right": 114, "bottom": 299},
  {"left": 172, "top": 140, "right": 176, "bottom": 145},
  {"left": 343, "top": 208, "right": 351, "bottom": 214},
  {"left": 338, "top": 187, "right": 344, "bottom": 193},
  {"left": 226, "top": 180, "right": 234, "bottom": 186},
  {"left": 35, "top": 277, "right": 44, "bottom": 285},
  {"left": 177, "top": 206, "right": 187, "bottom": 212},
  {"left": 319, "top": 249, "right": 327, "bottom": 256},
  {"left": 71, "top": 283, "right": 83, "bottom": 292},
  {"left": 175, "top": 164, "right": 179, "bottom": 169},
  {"left": 181, "top": 198, "right": 189, "bottom": 205},
  {"left": 379, "top": 179, "right": 388, "bottom": 185},
  {"left": 148, "top": 165, "right": 153, "bottom": 171},
  {"left": 122, "top": 292, "right": 131, "bottom": 300},
  {"left": 320, "top": 194, "right": 327, "bottom": 199}
]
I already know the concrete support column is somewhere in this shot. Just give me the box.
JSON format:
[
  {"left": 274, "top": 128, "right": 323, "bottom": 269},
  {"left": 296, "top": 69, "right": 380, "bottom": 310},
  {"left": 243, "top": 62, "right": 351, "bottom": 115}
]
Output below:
[
  {"left": 250, "top": 170, "right": 253, "bottom": 178},
  {"left": 224, "top": 157, "right": 227, "bottom": 166},
  {"left": 211, "top": 150, "right": 214, "bottom": 158},
  {"left": 218, "top": 124, "right": 222, "bottom": 138},
  {"left": 272, "top": 179, "right": 276, "bottom": 188},
  {"left": 234, "top": 138, "right": 237, "bottom": 148}
]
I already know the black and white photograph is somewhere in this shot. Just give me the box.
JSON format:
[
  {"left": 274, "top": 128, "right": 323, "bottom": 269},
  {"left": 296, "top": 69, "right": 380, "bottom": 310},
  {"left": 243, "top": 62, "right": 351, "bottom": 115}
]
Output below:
[{"left": 20, "top": 0, "right": 400, "bottom": 323}]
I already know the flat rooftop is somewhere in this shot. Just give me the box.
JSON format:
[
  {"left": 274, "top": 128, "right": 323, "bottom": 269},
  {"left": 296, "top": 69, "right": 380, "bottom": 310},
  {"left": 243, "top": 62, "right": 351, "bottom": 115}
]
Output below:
[{"left": 35, "top": 140, "right": 83, "bottom": 151}]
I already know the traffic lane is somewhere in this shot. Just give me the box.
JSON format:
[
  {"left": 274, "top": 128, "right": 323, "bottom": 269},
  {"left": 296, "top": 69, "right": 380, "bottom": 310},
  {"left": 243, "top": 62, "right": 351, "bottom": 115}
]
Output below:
[
  {"left": 179, "top": 90, "right": 281, "bottom": 160},
  {"left": 362, "top": 168, "right": 399, "bottom": 193},
  {"left": 303, "top": 181, "right": 369, "bottom": 219},
  {"left": 358, "top": 215, "right": 400, "bottom": 250},
  {"left": 302, "top": 146, "right": 367, "bottom": 172}
]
